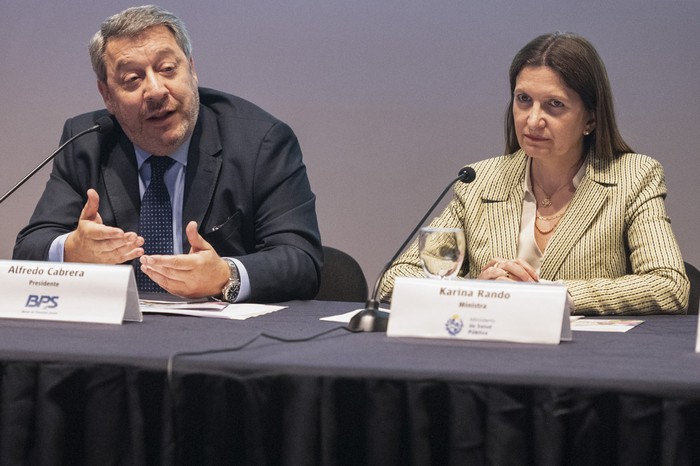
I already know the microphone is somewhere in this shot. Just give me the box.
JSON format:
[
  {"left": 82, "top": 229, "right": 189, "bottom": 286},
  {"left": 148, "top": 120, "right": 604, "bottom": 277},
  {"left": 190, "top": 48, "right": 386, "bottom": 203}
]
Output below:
[
  {"left": 348, "top": 166, "right": 477, "bottom": 332},
  {"left": 0, "top": 116, "right": 114, "bottom": 205}
]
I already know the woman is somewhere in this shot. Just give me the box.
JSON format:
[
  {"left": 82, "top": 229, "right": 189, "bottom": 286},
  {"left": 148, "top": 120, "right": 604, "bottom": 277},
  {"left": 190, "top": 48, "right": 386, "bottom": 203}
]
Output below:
[{"left": 380, "top": 32, "right": 689, "bottom": 315}]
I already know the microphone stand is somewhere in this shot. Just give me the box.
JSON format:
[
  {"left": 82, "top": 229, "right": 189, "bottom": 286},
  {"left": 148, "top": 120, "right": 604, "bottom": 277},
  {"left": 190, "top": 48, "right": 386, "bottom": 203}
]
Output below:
[
  {"left": 348, "top": 166, "right": 476, "bottom": 332},
  {"left": 0, "top": 116, "right": 113, "bottom": 205}
]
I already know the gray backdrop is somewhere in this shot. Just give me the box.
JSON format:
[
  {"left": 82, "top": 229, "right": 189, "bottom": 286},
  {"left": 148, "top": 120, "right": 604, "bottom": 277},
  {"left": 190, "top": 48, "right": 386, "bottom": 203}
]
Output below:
[{"left": 1, "top": 0, "right": 698, "bottom": 287}]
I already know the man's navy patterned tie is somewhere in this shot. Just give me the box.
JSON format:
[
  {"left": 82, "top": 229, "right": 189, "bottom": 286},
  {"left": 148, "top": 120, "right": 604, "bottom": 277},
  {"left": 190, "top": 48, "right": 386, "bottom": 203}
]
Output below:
[{"left": 136, "top": 156, "right": 174, "bottom": 293}]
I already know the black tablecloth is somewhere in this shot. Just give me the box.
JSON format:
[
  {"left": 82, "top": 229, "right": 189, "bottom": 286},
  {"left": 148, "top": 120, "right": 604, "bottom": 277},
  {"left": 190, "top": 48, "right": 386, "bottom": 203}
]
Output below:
[{"left": 1, "top": 301, "right": 699, "bottom": 465}]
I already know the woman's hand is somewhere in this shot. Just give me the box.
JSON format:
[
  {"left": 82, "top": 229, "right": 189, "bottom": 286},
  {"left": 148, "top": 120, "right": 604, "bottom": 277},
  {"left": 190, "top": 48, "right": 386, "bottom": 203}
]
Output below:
[{"left": 478, "top": 258, "right": 539, "bottom": 282}]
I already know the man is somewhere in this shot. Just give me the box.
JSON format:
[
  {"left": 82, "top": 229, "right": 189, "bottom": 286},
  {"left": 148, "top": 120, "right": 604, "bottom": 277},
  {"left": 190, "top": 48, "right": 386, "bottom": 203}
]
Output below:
[{"left": 13, "top": 5, "right": 323, "bottom": 303}]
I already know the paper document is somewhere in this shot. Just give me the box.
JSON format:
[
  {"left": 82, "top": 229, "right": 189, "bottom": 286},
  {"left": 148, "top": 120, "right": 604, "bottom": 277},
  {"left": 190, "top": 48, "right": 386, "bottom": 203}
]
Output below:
[
  {"left": 571, "top": 318, "right": 643, "bottom": 332},
  {"left": 320, "top": 308, "right": 390, "bottom": 323},
  {"left": 140, "top": 298, "right": 286, "bottom": 320}
]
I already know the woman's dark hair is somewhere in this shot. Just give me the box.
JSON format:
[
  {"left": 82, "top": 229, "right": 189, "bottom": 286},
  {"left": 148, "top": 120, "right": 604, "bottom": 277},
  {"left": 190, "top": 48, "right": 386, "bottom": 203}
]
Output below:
[{"left": 505, "top": 32, "right": 632, "bottom": 159}]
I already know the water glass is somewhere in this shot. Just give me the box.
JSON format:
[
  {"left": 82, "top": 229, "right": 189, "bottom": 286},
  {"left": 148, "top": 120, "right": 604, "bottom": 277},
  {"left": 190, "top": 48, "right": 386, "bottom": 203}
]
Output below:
[{"left": 418, "top": 227, "right": 466, "bottom": 279}]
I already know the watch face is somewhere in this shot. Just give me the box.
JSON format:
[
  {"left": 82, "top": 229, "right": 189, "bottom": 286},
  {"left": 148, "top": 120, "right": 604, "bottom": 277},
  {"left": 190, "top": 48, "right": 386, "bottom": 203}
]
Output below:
[
  {"left": 226, "top": 287, "right": 239, "bottom": 302},
  {"left": 224, "top": 278, "right": 240, "bottom": 302}
]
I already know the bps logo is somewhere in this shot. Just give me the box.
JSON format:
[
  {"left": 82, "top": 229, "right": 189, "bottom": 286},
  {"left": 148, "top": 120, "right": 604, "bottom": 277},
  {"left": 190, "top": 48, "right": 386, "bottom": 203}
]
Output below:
[{"left": 25, "top": 295, "right": 59, "bottom": 309}]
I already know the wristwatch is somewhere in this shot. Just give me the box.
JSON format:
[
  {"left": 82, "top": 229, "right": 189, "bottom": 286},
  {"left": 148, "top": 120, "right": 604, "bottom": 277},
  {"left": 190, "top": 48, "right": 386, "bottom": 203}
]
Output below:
[{"left": 221, "top": 258, "right": 241, "bottom": 303}]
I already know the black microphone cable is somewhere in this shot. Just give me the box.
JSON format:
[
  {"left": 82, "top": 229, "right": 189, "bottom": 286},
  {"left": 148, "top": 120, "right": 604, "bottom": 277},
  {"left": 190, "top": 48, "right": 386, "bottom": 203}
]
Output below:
[
  {"left": 165, "top": 324, "right": 358, "bottom": 388},
  {"left": 164, "top": 323, "right": 359, "bottom": 462}
]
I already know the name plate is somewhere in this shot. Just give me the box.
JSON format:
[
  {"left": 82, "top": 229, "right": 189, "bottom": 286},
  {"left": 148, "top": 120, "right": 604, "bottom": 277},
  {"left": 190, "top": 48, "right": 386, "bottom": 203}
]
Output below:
[
  {"left": 387, "top": 277, "right": 571, "bottom": 344},
  {"left": 0, "top": 260, "right": 141, "bottom": 325}
]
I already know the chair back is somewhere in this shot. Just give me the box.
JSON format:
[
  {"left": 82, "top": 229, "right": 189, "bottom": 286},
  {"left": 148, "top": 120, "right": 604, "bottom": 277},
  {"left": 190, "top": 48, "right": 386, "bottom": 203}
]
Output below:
[
  {"left": 685, "top": 261, "right": 700, "bottom": 315},
  {"left": 316, "top": 246, "right": 368, "bottom": 302}
]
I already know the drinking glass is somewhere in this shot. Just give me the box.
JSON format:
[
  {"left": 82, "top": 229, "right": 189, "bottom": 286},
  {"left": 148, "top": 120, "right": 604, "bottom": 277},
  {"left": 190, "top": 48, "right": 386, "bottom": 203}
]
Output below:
[{"left": 418, "top": 227, "right": 466, "bottom": 279}]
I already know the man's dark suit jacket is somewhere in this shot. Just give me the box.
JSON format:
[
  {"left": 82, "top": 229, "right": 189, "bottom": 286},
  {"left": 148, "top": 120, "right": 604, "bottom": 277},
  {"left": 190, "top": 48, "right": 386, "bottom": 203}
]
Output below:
[{"left": 13, "top": 87, "right": 323, "bottom": 302}]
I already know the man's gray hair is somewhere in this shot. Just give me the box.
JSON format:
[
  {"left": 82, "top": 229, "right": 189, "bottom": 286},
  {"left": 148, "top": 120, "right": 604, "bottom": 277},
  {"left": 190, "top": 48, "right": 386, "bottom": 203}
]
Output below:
[{"left": 89, "top": 5, "right": 192, "bottom": 82}]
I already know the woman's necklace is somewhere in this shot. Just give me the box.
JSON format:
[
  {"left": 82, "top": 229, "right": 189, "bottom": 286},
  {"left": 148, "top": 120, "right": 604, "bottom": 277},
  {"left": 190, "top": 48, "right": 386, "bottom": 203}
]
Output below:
[
  {"left": 536, "top": 211, "right": 566, "bottom": 221},
  {"left": 533, "top": 181, "right": 571, "bottom": 207},
  {"left": 531, "top": 157, "right": 583, "bottom": 237},
  {"left": 534, "top": 205, "right": 570, "bottom": 235},
  {"left": 534, "top": 217, "right": 560, "bottom": 235}
]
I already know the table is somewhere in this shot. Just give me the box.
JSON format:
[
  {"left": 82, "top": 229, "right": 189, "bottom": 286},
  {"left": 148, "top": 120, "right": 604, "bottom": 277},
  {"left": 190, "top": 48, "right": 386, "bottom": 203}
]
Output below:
[{"left": 1, "top": 301, "right": 699, "bottom": 465}]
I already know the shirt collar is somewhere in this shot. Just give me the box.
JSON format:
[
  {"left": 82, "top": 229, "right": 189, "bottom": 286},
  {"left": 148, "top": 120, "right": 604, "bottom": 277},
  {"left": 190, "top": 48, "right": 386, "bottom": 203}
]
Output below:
[{"left": 134, "top": 135, "right": 192, "bottom": 170}]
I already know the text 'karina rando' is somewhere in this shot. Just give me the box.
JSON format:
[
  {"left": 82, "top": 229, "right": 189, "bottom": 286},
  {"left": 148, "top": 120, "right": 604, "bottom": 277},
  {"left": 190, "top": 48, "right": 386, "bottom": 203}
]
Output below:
[{"left": 439, "top": 288, "right": 511, "bottom": 299}]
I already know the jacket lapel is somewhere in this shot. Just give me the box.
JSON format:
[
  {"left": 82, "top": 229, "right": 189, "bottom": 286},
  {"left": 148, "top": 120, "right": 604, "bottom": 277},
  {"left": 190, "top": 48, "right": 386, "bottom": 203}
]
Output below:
[
  {"left": 181, "top": 105, "right": 223, "bottom": 252},
  {"left": 101, "top": 134, "right": 140, "bottom": 234},
  {"left": 482, "top": 152, "right": 527, "bottom": 261},
  {"left": 540, "top": 155, "right": 611, "bottom": 278}
]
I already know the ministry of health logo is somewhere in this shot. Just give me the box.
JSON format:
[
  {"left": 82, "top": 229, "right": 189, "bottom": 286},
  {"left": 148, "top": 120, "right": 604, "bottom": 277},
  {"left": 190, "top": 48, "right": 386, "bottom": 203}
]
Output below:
[{"left": 445, "top": 314, "right": 464, "bottom": 336}]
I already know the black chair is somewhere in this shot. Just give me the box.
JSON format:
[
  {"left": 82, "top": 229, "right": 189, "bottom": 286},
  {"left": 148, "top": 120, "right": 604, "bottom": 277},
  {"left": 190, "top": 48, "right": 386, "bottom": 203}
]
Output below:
[
  {"left": 685, "top": 261, "right": 700, "bottom": 315},
  {"left": 315, "top": 246, "right": 368, "bottom": 302}
]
